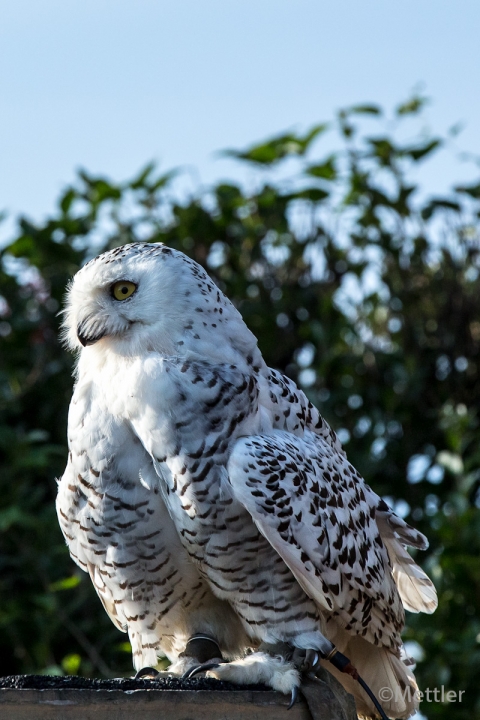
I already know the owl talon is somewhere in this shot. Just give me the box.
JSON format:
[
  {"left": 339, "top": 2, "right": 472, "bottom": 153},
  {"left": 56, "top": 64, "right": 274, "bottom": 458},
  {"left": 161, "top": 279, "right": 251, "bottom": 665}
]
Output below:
[
  {"left": 134, "top": 666, "right": 160, "bottom": 680},
  {"left": 182, "top": 661, "right": 221, "bottom": 679},
  {"left": 303, "top": 649, "right": 320, "bottom": 673},
  {"left": 288, "top": 685, "right": 299, "bottom": 709},
  {"left": 290, "top": 647, "right": 323, "bottom": 673}
]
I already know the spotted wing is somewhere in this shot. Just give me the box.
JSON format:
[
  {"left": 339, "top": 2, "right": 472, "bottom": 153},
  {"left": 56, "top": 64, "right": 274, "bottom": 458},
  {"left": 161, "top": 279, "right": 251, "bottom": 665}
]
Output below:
[
  {"left": 265, "top": 368, "right": 437, "bottom": 613},
  {"left": 227, "top": 429, "right": 406, "bottom": 650}
]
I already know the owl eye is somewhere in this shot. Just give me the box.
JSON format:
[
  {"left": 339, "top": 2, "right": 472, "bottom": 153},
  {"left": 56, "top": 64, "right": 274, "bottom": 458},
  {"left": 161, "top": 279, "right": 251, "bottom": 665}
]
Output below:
[{"left": 111, "top": 281, "right": 137, "bottom": 301}]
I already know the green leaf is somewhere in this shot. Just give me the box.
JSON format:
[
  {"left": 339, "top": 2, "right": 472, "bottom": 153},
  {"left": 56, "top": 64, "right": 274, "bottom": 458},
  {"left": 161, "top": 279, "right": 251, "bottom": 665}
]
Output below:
[
  {"left": 301, "top": 123, "right": 329, "bottom": 149},
  {"left": 421, "top": 198, "right": 462, "bottom": 220},
  {"left": 396, "top": 95, "right": 429, "bottom": 115},
  {"left": 49, "top": 576, "right": 82, "bottom": 592},
  {"left": 150, "top": 169, "right": 179, "bottom": 192},
  {"left": 368, "top": 137, "right": 397, "bottom": 165},
  {"left": 116, "top": 642, "right": 133, "bottom": 653},
  {"left": 349, "top": 104, "right": 382, "bottom": 116},
  {"left": 4, "top": 234, "right": 36, "bottom": 259},
  {"left": 61, "top": 654, "right": 81, "bottom": 675},
  {"left": 222, "top": 124, "right": 328, "bottom": 165},
  {"left": 403, "top": 139, "right": 441, "bottom": 161},
  {"left": 286, "top": 188, "right": 329, "bottom": 202},
  {"left": 59, "top": 189, "right": 77, "bottom": 214},
  {"left": 78, "top": 171, "right": 122, "bottom": 203},
  {"left": 338, "top": 113, "right": 355, "bottom": 139},
  {"left": 455, "top": 182, "right": 480, "bottom": 200},
  {"left": 305, "top": 157, "right": 337, "bottom": 180},
  {"left": 129, "top": 162, "right": 156, "bottom": 189}
]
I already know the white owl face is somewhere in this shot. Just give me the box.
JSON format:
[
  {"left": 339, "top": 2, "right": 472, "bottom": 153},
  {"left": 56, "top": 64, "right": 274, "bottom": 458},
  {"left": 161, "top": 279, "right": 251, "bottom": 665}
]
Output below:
[{"left": 63, "top": 243, "right": 192, "bottom": 353}]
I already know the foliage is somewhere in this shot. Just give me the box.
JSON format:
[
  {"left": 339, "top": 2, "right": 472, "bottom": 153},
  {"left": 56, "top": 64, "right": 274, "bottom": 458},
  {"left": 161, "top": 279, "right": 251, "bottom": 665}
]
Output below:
[{"left": 1, "top": 97, "right": 479, "bottom": 718}]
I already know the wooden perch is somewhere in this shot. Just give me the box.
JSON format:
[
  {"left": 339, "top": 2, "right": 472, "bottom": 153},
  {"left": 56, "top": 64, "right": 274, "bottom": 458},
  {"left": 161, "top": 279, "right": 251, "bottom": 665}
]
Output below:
[{"left": 0, "top": 669, "right": 357, "bottom": 720}]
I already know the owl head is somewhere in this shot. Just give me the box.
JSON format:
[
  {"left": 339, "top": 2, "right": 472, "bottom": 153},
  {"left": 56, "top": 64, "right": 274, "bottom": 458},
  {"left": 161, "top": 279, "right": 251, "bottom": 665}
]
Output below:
[{"left": 62, "top": 242, "right": 259, "bottom": 365}]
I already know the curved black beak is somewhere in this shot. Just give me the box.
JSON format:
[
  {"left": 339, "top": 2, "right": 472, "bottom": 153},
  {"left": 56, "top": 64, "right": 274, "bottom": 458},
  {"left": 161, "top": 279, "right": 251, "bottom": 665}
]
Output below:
[{"left": 77, "top": 316, "right": 107, "bottom": 347}]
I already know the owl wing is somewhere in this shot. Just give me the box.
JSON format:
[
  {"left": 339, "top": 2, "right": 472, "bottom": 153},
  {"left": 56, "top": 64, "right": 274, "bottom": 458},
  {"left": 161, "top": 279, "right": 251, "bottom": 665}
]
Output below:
[
  {"left": 228, "top": 429, "right": 411, "bottom": 650},
  {"left": 264, "top": 368, "right": 437, "bottom": 616}
]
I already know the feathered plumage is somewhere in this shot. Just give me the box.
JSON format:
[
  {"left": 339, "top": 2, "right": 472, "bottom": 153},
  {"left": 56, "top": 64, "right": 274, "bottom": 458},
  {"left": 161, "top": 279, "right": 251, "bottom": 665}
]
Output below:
[{"left": 57, "top": 242, "right": 437, "bottom": 717}]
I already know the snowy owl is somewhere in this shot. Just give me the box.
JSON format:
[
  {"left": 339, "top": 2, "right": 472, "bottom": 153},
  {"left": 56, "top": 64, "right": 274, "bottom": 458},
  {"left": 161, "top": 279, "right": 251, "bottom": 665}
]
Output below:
[{"left": 57, "top": 242, "right": 437, "bottom": 718}]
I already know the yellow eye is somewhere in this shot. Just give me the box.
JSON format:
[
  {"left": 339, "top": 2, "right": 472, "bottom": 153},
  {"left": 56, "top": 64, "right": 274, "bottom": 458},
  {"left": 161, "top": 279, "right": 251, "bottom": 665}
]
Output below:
[{"left": 112, "top": 281, "right": 137, "bottom": 301}]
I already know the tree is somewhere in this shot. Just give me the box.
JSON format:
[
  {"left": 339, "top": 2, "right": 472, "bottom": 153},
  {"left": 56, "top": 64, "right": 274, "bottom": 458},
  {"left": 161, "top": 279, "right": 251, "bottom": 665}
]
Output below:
[{"left": 1, "top": 97, "right": 479, "bottom": 719}]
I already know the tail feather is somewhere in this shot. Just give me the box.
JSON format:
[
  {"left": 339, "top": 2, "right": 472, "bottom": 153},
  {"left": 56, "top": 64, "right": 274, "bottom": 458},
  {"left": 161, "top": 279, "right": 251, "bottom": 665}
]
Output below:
[
  {"left": 380, "top": 511, "right": 428, "bottom": 550},
  {"left": 384, "top": 536, "right": 438, "bottom": 614},
  {"left": 376, "top": 507, "right": 438, "bottom": 614},
  {"left": 323, "top": 623, "right": 419, "bottom": 718}
]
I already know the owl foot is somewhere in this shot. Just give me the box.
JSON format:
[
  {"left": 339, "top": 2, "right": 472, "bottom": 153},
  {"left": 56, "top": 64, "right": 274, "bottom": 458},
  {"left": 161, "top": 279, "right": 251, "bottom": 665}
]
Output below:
[
  {"left": 183, "top": 661, "right": 221, "bottom": 679},
  {"left": 184, "top": 651, "right": 300, "bottom": 699},
  {"left": 134, "top": 634, "right": 223, "bottom": 680}
]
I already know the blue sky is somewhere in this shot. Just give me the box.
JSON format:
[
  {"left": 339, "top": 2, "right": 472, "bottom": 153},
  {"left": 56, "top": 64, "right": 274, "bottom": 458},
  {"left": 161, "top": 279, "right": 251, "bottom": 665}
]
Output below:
[{"left": 1, "top": 0, "right": 479, "bottom": 238}]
